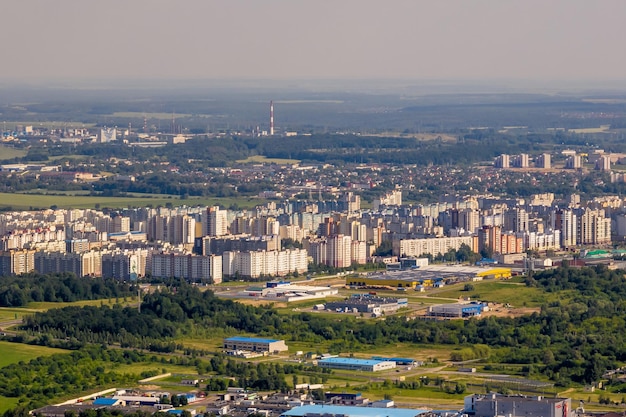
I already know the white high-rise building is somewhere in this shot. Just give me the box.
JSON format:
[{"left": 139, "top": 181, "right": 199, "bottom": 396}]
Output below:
[
  {"left": 557, "top": 209, "right": 577, "bottom": 248},
  {"left": 205, "top": 206, "right": 228, "bottom": 237},
  {"left": 565, "top": 155, "right": 582, "bottom": 169},
  {"left": 150, "top": 252, "right": 222, "bottom": 283},
  {"left": 578, "top": 209, "right": 611, "bottom": 245},
  {"left": 222, "top": 249, "right": 307, "bottom": 278},
  {"left": 495, "top": 154, "right": 510, "bottom": 168}
]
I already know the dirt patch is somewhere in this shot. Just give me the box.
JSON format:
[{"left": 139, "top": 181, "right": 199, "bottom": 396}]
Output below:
[
  {"left": 483, "top": 305, "right": 539, "bottom": 318},
  {"left": 138, "top": 384, "right": 161, "bottom": 390},
  {"left": 235, "top": 299, "right": 289, "bottom": 308}
]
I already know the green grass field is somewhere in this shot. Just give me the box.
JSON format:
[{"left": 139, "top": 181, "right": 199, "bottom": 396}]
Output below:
[
  {"left": 0, "top": 341, "right": 68, "bottom": 368},
  {"left": 105, "top": 362, "right": 199, "bottom": 376},
  {"left": 0, "top": 308, "right": 34, "bottom": 321},
  {"left": 0, "top": 145, "right": 27, "bottom": 161},
  {"left": 430, "top": 280, "right": 556, "bottom": 307},
  {"left": 0, "top": 192, "right": 265, "bottom": 210},
  {"left": 27, "top": 297, "right": 137, "bottom": 311},
  {"left": 0, "top": 397, "right": 19, "bottom": 414}
]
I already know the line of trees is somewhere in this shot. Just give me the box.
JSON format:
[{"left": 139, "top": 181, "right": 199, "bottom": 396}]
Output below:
[{"left": 0, "top": 273, "right": 136, "bottom": 307}]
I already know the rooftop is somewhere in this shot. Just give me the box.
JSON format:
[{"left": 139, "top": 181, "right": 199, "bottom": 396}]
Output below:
[
  {"left": 318, "top": 357, "right": 389, "bottom": 366},
  {"left": 225, "top": 336, "right": 281, "bottom": 344},
  {"left": 282, "top": 404, "right": 427, "bottom": 417}
]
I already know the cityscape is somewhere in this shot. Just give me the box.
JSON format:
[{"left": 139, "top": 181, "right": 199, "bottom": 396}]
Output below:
[{"left": 2, "top": 2, "right": 626, "bottom": 417}]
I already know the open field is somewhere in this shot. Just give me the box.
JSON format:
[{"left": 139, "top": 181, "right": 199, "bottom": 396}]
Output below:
[
  {"left": 105, "top": 361, "right": 199, "bottom": 376},
  {"left": 111, "top": 112, "right": 193, "bottom": 119},
  {"left": 569, "top": 125, "right": 611, "bottom": 134},
  {"left": 429, "top": 280, "right": 558, "bottom": 307},
  {"left": 237, "top": 155, "right": 301, "bottom": 165},
  {"left": 0, "top": 308, "right": 33, "bottom": 321},
  {"left": 367, "top": 132, "right": 457, "bottom": 142},
  {"left": 0, "top": 397, "right": 19, "bottom": 414},
  {"left": 0, "top": 341, "right": 68, "bottom": 368},
  {"left": 0, "top": 192, "right": 264, "bottom": 210},
  {"left": 0, "top": 145, "right": 27, "bottom": 161},
  {"left": 27, "top": 297, "right": 138, "bottom": 311},
  {"left": 2, "top": 122, "right": 97, "bottom": 130}
]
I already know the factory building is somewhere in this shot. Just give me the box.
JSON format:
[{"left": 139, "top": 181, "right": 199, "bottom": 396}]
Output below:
[
  {"left": 464, "top": 394, "right": 572, "bottom": 417},
  {"left": 281, "top": 404, "right": 427, "bottom": 417},
  {"left": 325, "top": 295, "right": 407, "bottom": 314},
  {"left": 223, "top": 336, "right": 288, "bottom": 353},
  {"left": 317, "top": 357, "right": 396, "bottom": 372},
  {"left": 427, "top": 302, "right": 486, "bottom": 319}
]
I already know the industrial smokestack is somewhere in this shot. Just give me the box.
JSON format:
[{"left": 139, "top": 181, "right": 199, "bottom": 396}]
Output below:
[{"left": 270, "top": 100, "right": 274, "bottom": 136}]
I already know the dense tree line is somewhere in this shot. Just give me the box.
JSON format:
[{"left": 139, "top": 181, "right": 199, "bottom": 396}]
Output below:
[
  {"left": 0, "top": 273, "right": 136, "bottom": 307},
  {"left": 21, "top": 266, "right": 626, "bottom": 385},
  {"left": 0, "top": 345, "right": 144, "bottom": 410}
]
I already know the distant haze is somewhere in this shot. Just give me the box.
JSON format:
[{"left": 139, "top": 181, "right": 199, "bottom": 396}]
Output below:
[{"left": 2, "top": 0, "right": 626, "bottom": 85}]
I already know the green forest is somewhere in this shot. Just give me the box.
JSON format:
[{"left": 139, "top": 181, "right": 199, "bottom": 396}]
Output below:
[{"left": 0, "top": 273, "right": 136, "bottom": 307}]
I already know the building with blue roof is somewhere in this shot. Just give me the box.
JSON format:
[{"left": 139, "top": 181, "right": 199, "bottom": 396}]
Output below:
[
  {"left": 428, "top": 302, "right": 485, "bottom": 318},
  {"left": 223, "top": 336, "right": 288, "bottom": 353},
  {"left": 371, "top": 356, "right": 416, "bottom": 366},
  {"left": 317, "top": 357, "right": 396, "bottom": 372},
  {"left": 93, "top": 398, "right": 120, "bottom": 407},
  {"left": 281, "top": 404, "right": 427, "bottom": 417}
]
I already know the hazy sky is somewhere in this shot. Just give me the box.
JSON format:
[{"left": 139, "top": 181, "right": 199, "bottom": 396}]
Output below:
[{"left": 2, "top": 0, "right": 625, "bottom": 83}]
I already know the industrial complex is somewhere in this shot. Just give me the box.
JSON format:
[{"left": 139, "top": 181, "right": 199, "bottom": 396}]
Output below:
[
  {"left": 346, "top": 264, "right": 512, "bottom": 289},
  {"left": 235, "top": 281, "right": 339, "bottom": 302},
  {"left": 324, "top": 295, "right": 408, "bottom": 315}
]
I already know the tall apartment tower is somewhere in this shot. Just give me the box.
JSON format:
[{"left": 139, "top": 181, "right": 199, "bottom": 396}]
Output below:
[
  {"left": 555, "top": 209, "right": 577, "bottom": 248},
  {"left": 595, "top": 155, "right": 611, "bottom": 171},
  {"left": 536, "top": 153, "right": 551, "bottom": 169},
  {"left": 519, "top": 153, "right": 529, "bottom": 168},
  {"left": 327, "top": 235, "right": 352, "bottom": 268},
  {"left": 565, "top": 155, "right": 582, "bottom": 169},
  {"left": 495, "top": 154, "right": 510, "bottom": 168},
  {"left": 205, "top": 206, "right": 228, "bottom": 237}
]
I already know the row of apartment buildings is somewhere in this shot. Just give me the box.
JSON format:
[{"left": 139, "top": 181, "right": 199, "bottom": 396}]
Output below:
[
  {"left": 494, "top": 150, "right": 614, "bottom": 171},
  {"left": 0, "top": 247, "right": 308, "bottom": 282}
]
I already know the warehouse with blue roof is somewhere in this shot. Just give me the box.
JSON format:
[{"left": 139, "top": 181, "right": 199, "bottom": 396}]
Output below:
[
  {"left": 317, "top": 357, "right": 396, "bottom": 372},
  {"left": 223, "top": 336, "right": 288, "bottom": 353}
]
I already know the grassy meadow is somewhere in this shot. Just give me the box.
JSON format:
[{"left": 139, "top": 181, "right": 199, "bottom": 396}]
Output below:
[
  {"left": 0, "top": 145, "right": 27, "bottom": 161},
  {"left": 429, "top": 280, "right": 557, "bottom": 307},
  {"left": 0, "top": 341, "right": 68, "bottom": 369},
  {"left": 0, "top": 192, "right": 264, "bottom": 210}
]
